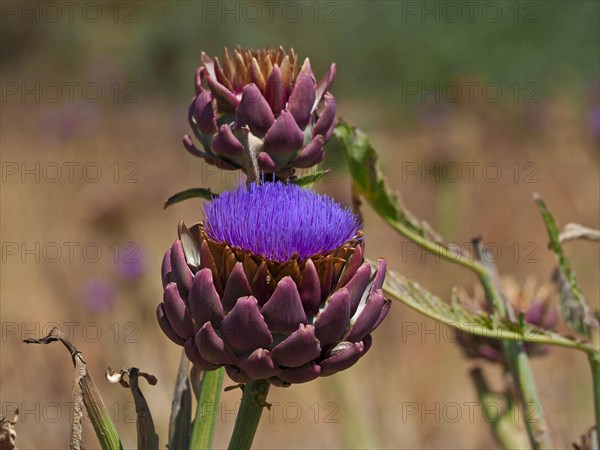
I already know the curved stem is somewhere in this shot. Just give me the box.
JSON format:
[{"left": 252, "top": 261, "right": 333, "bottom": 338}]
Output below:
[
  {"left": 228, "top": 380, "right": 270, "bottom": 450},
  {"left": 386, "top": 218, "right": 488, "bottom": 277}
]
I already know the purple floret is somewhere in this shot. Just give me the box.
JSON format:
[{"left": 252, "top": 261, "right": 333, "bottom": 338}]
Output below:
[{"left": 203, "top": 182, "right": 360, "bottom": 262}]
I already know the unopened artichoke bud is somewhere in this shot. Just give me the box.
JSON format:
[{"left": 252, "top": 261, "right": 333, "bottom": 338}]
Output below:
[
  {"left": 456, "top": 277, "right": 559, "bottom": 364},
  {"left": 157, "top": 182, "right": 390, "bottom": 386},
  {"left": 183, "top": 46, "right": 337, "bottom": 179}
]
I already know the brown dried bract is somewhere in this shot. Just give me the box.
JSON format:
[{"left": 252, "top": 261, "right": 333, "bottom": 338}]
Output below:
[{"left": 0, "top": 409, "right": 19, "bottom": 450}]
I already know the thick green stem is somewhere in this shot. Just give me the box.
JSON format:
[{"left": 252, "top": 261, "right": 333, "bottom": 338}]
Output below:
[
  {"left": 588, "top": 352, "right": 600, "bottom": 449},
  {"left": 478, "top": 271, "right": 508, "bottom": 317},
  {"left": 228, "top": 380, "right": 271, "bottom": 450},
  {"left": 388, "top": 225, "right": 554, "bottom": 447},
  {"left": 190, "top": 368, "right": 225, "bottom": 450},
  {"left": 479, "top": 267, "right": 553, "bottom": 448},
  {"left": 390, "top": 218, "right": 554, "bottom": 447},
  {"left": 474, "top": 242, "right": 553, "bottom": 449},
  {"left": 502, "top": 341, "right": 552, "bottom": 449},
  {"left": 470, "top": 368, "right": 529, "bottom": 449}
]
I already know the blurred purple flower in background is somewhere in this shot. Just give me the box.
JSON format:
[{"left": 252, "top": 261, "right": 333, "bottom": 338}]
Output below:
[
  {"left": 83, "top": 278, "right": 116, "bottom": 312},
  {"left": 588, "top": 104, "right": 600, "bottom": 138},
  {"left": 116, "top": 246, "right": 147, "bottom": 279},
  {"left": 36, "top": 103, "right": 99, "bottom": 142}
]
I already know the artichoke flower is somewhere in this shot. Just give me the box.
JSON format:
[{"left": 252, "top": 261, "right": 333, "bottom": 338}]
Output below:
[
  {"left": 183, "top": 46, "right": 337, "bottom": 179},
  {"left": 456, "top": 277, "right": 558, "bottom": 364},
  {"left": 157, "top": 182, "right": 390, "bottom": 386}
]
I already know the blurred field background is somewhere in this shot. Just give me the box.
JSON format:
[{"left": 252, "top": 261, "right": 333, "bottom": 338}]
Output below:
[{"left": 1, "top": 1, "right": 599, "bottom": 449}]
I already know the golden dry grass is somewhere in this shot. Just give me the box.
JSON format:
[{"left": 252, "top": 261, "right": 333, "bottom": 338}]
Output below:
[{"left": 1, "top": 95, "right": 598, "bottom": 449}]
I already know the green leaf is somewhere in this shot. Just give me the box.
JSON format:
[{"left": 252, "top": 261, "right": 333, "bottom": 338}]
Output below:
[
  {"left": 24, "top": 328, "right": 123, "bottom": 450},
  {"left": 535, "top": 195, "right": 596, "bottom": 338},
  {"left": 164, "top": 188, "right": 217, "bottom": 209},
  {"left": 289, "top": 170, "right": 330, "bottom": 187},
  {"left": 334, "top": 121, "right": 440, "bottom": 242},
  {"left": 381, "top": 265, "right": 596, "bottom": 355},
  {"left": 168, "top": 350, "right": 192, "bottom": 450},
  {"left": 335, "top": 122, "right": 487, "bottom": 275},
  {"left": 190, "top": 367, "right": 225, "bottom": 450}
]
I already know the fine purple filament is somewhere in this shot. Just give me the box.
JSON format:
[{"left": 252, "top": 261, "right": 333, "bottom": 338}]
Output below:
[{"left": 203, "top": 182, "right": 360, "bottom": 263}]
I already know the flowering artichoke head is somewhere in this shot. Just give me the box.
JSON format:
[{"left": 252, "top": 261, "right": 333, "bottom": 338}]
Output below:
[{"left": 157, "top": 182, "right": 390, "bottom": 387}]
